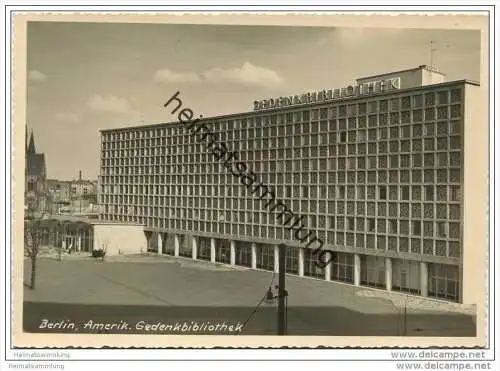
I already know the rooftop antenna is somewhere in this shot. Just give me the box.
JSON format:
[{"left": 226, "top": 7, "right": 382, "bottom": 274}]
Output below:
[
  {"left": 429, "top": 40, "right": 451, "bottom": 71},
  {"left": 429, "top": 40, "right": 438, "bottom": 69}
]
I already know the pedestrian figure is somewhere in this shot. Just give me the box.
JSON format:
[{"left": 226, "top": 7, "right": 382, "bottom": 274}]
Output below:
[
  {"left": 265, "top": 286, "right": 275, "bottom": 303},
  {"left": 275, "top": 285, "right": 288, "bottom": 298}
]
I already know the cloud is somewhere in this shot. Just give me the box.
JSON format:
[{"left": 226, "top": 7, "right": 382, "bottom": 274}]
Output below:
[
  {"left": 154, "top": 69, "right": 201, "bottom": 83},
  {"left": 87, "top": 95, "right": 132, "bottom": 114},
  {"left": 203, "top": 62, "right": 283, "bottom": 88},
  {"left": 55, "top": 112, "right": 82, "bottom": 122},
  {"left": 153, "top": 62, "right": 283, "bottom": 88},
  {"left": 317, "top": 28, "right": 403, "bottom": 47},
  {"left": 28, "top": 69, "right": 47, "bottom": 82},
  {"left": 335, "top": 28, "right": 369, "bottom": 44}
]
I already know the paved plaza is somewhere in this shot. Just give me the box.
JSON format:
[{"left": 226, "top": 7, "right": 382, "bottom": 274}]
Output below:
[{"left": 23, "top": 255, "right": 476, "bottom": 336}]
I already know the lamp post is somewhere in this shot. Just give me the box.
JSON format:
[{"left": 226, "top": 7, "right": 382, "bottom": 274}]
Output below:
[{"left": 277, "top": 243, "right": 287, "bottom": 335}]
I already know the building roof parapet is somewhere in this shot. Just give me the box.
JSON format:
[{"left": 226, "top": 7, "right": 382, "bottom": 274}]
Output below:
[{"left": 99, "top": 78, "right": 479, "bottom": 134}]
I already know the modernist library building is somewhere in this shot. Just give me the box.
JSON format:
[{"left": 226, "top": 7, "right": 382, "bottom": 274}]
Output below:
[{"left": 99, "top": 65, "right": 482, "bottom": 304}]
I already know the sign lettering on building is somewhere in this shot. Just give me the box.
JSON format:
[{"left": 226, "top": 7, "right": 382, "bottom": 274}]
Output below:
[{"left": 253, "top": 77, "right": 401, "bottom": 111}]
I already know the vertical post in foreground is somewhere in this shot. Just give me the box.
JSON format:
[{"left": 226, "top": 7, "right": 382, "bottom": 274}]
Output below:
[{"left": 277, "top": 243, "right": 286, "bottom": 336}]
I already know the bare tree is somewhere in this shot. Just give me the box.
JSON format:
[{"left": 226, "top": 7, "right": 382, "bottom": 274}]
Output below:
[{"left": 24, "top": 214, "right": 44, "bottom": 290}]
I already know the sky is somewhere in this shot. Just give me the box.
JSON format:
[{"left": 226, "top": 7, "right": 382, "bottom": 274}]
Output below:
[{"left": 26, "top": 22, "right": 480, "bottom": 180}]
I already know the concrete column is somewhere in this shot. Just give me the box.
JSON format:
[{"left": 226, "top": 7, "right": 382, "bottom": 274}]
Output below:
[
  {"left": 251, "top": 243, "right": 257, "bottom": 269},
  {"left": 298, "top": 248, "right": 305, "bottom": 277},
  {"left": 157, "top": 233, "right": 163, "bottom": 255},
  {"left": 420, "top": 261, "right": 428, "bottom": 297},
  {"left": 230, "top": 240, "right": 236, "bottom": 266},
  {"left": 385, "top": 257, "right": 392, "bottom": 291},
  {"left": 145, "top": 232, "right": 151, "bottom": 252},
  {"left": 354, "top": 253, "right": 361, "bottom": 286},
  {"left": 174, "top": 235, "right": 180, "bottom": 257},
  {"left": 192, "top": 236, "right": 198, "bottom": 260},
  {"left": 77, "top": 235, "right": 82, "bottom": 252},
  {"left": 210, "top": 238, "right": 216, "bottom": 263},
  {"left": 324, "top": 261, "right": 331, "bottom": 281},
  {"left": 274, "top": 244, "right": 280, "bottom": 273}
]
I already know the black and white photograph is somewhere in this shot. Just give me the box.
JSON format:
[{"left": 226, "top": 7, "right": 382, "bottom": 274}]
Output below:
[{"left": 9, "top": 10, "right": 492, "bottom": 355}]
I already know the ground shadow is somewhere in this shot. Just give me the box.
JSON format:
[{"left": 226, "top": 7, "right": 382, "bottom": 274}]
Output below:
[{"left": 23, "top": 301, "right": 476, "bottom": 337}]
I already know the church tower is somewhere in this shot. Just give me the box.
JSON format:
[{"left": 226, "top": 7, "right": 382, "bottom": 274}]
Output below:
[
  {"left": 27, "top": 130, "right": 36, "bottom": 155},
  {"left": 25, "top": 126, "right": 48, "bottom": 215}
]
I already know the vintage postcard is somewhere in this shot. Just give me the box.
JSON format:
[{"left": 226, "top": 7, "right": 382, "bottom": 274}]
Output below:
[{"left": 10, "top": 11, "right": 490, "bottom": 350}]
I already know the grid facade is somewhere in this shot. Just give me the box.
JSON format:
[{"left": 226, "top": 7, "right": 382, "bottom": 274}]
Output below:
[{"left": 99, "top": 80, "right": 469, "bottom": 302}]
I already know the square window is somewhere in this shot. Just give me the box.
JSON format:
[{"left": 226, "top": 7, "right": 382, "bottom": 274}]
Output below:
[
  {"left": 425, "top": 93, "right": 435, "bottom": 106},
  {"left": 449, "top": 242, "right": 460, "bottom": 257},
  {"left": 423, "top": 240, "right": 434, "bottom": 255},
  {"left": 401, "top": 186, "right": 410, "bottom": 200},
  {"left": 450, "top": 89, "right": 461, "bottom": 103},
  {"left": 413, "top": 95, "right": 423, "bottom": 108},
  {"left": 438, "top": 91, "right": 449, "bottom": 105}
]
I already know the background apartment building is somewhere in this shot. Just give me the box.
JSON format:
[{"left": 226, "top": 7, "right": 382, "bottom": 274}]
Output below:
[
  {"left": 46, "top": 170, "right": 99, "bottom": 215},
  {"left": 99, "top": 65, "right": 482, "bottom": 304}
]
